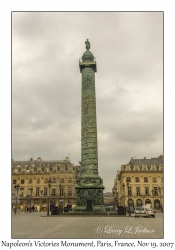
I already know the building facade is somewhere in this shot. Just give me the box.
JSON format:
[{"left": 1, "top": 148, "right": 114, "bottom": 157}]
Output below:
[
  {"left": 12, "top": 157, "right": 81, "bottom": 211},
  {"left": 103, "top": 192, "right": 113, "bottom": 206},
  {"left": 112, "top": 155, "right": 163, "bottom": 210}
]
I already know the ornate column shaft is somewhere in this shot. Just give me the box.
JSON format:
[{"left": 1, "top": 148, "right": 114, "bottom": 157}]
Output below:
[
  {"left": 73, "top": 39, "right": 105, "bottom": 213},
  {"left": 81, "top": 67, "right": 98, "bottom": 177}
]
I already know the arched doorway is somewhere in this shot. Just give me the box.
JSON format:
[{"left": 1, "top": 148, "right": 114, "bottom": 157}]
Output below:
[
  {"left": 145, "top": 199, "right": 151, "bottom": 206},
  {"left": 128, "top": 199, "right": 134, "bottom": 206},
  {"left": 154, "top": 199, "right": 160, "bottom": 209},
  {"left": 136, "top": 199, "right": 142, "bottom": 207},
  {"left": 128, "top": 199, "right": 134, "bottom": 213}
]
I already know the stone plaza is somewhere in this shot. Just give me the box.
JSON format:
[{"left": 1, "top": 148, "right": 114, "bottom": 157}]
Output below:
[{"left": 12, "top": 212, "right": 163, "bottom": 239}]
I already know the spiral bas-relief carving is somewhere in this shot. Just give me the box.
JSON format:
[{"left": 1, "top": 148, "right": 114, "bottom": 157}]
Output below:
[
  {"left": 81, "top": 67, "right": 98, "bottom": 174},
  {"left": 74, "top": 43, "right": 105, "bottom": 213}
]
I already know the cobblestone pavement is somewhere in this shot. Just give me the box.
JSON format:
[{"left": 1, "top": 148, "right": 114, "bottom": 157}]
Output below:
[{"left": 12, "top": 212, "right": 163, "bottom": 239}]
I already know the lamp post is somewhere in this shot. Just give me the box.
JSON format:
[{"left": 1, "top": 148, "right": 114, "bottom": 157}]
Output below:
[
  {"left": 126, "top": 177, "right": 131, "bottom": 216},
  {"left": 158, "top": 186, "right": 161, "bottom": 209},
  {"left": 40, "top": 190, "right": 43, "bottom": 212},
  {"left": 122, "top": 183, "right": 125, "bottom": 206},
  {"left": 14, "top": 184, "right": 20, "bottom": 214},
  {"left": 47, "top": 178, "right": 52, "bottom": 216},
  {"left": 63, "top": 192, "right": 66, "bottom": 210},
  {"left": 29, "top": 187, "right": 33, "bottom": 212},
  {"left": 55, "top": 194, "right": 59, "bottom": 207},
  {"left": 59, "top": 183, "right": 63, "bottom": 207},
  {"left": 151, "top": 189, "right": 155, "bottom": 208}
]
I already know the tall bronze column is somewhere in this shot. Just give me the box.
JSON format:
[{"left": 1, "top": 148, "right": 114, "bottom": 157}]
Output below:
[{"left": 74, "top": 39, "right": 105, "bottom": 213}]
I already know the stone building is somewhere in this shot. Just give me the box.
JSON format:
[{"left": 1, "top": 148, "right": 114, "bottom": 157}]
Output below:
[
  {"left": 112, "top": 155, "right": 163, "bottom": 209},
  {"left": 12, "top": 157, "right": 81, "bottom": 211},
  {"left": 103, "top": 192, "right": 113, "bottom": 206}
]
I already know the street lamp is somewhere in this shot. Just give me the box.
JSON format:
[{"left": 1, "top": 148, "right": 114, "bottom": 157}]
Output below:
[
  {"left": 55, "top": 194, "right": 59, "bottom": 207},
  {"left": 122, "top": 183, "right": 125, "bottom": 206},
  {"left": 47, "top": 178, "right": 52, "bottom": 216},
  {"left": 14, "top": 184, "right": 20, "bottom": 214},
  {"left": 126, "top": 177, "right": 131, "bottom": 216},
  {"left": 63, "top": 192, "right": 66, "bottom": 210},
  {"left": 59, "top": 184, "right": 63, "bottom": 200},
  {"left": 151, "top": 189, "right": 155, "bottom": 208},
  {"left": 29, "top": 187, "right": 33, "bottom": 212},
  {"left": 158, "top": 186, "right": 161, "bottom": 208},
  {"left": 40, "top": 190, "right": 43, "bottom": 212}
]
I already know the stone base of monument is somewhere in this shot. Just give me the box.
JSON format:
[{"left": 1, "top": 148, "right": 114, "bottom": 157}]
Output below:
[{"left": 73, "top": 204, "right": 106, "bottom": 213}]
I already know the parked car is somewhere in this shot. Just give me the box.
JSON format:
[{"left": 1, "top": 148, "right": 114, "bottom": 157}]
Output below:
[
  {"left": 151, "top": 207, "right": 156, "bottom": 213},
  {"left": 105, "top": 206, "right": 113, "bottom": 212},
  {"left": 134, "top": 207, "right": 149, "bottom": 218},
  {"left": 146, "top": 207, "right": 155, "bottom": 217},
  {"left": 142, "top": 205, "right": 156, "bottom": 213}
]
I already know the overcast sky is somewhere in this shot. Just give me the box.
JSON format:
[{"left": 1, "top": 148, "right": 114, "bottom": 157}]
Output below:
[{"left": 12, "top": 12, "right": 163, "bottom": 192}]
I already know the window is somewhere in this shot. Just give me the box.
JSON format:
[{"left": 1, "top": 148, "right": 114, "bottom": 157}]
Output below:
[
  {"left": 145, "top": 187, "right": 149, "bottom": 196},
  {"left": 20, "top": 188, "right": 24, "bottom": 196},
  {"left": 68, "top": 179, "right": 72, "bottom": 183},
  {"left": 126, "top": 177, "right": 131, "bottom": 182},
  {"left": 60, "top": 178, "right": 64, "bottom": 183},
  {"left": 45, "top": 178, "right": 48, "bottom": 183},
  {"left": 153, "top": 177, "right": 157, "bottom": 183},
  {"left": 28, "top": 188, "right": 32, "bottom": 195},
  {"left": 29, "top": 178, "right": 32, "bottom": 184},
  {"left": 44, "top": 187, "right": 48, "bottom": 196},
  {"left": 52, "top": 177, "right": 56, "bottom": 183},
  {"left": 154, "top": 187, "right": 158, "bottom": 196},
  {"left": 37, "top": 178, "right": 40, "bottom": 184},
  {"left": 144, "top": 177, "right": 148, "bottom": 182},
  {"left": 13, "top": 179, "right": 17, "bottom": 184},
  {"left": 52, "top": 188, "right": 56, "bottom": 196},
  {"left": 59, "top": 186, "right": 64, "bottom": 195},
  {"left": 135, "top": 177, "right": 139, "bottom": 183},
  {"left": 136, "top": 187, "right": 140, "bottom": 195},
  {"left": 21, "top": 179, "right": 25, "bottom": 184},
  {"left": 36, "top": 187, "right": 40, "bottom": 196},
  {"left": 142, "top": 165, "right": 147, "bottom": 171},
  {"left": 68, "top": 187, "right": 72, "bottom": 196},
  {"left": 152, "top": 165, "right": 156, "bottom": 170}
]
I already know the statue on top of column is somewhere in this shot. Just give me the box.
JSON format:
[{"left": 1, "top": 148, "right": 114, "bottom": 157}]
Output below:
[{"left": 85, "top": 39, "right": 90, "bottom": 50}]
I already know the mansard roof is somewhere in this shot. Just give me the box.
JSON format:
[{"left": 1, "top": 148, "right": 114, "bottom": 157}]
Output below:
[
  {"left": 116, "top": 155, "right": 163, "bottom": 179},
  {"left": 129, "top": 155, "right": 163, "bottom": 170},
  {"left": 12, "top": 157, "right": 81, "bottom": 174}
]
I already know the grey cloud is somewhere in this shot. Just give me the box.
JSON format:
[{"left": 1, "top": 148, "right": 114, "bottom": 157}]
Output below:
[{"left": 12, "top": 12, "right": 163, "bottom": 191}]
